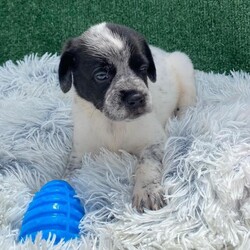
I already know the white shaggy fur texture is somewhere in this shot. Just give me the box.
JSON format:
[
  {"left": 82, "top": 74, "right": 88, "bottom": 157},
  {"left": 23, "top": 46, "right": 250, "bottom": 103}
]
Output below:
[{"left": 0, "top": 54, "right": 250, "bottom": 249}]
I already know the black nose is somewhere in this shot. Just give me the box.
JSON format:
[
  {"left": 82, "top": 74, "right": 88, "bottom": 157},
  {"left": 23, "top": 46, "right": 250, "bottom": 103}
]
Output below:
[{"left": 121, "top": 90, "right": 146, "bottom": 109}]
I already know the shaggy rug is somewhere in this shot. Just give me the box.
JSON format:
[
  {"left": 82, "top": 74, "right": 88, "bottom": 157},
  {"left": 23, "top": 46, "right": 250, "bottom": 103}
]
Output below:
[{"left": 0, "top": 54, "right": 250, "bottom": 249}]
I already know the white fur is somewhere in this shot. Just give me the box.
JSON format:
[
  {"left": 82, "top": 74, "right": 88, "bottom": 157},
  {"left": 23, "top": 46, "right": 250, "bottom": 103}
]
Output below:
[
  {"left": 72, "top": 95, "right": 165, "bottom": 155},
  {"left": 82, "top": 22, "right": 125, "bottom": 53}
]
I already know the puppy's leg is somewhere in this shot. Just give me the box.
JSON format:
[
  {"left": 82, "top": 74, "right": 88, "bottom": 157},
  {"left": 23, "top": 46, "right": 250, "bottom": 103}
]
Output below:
[
  {"left": 64, "top": 125, "right": 101, "bottom": 178},
  {"left": 64, "top": 123, "right": 94, "bottom": 177},
  {"left": 64, "top": 100, "right": 99, "bottom": 177},
  {"left": 167, "top": 52, "right": 196, "bottom": 117},
  {"left": 132, "top": 142, "right": 165, "bottom": 212}
]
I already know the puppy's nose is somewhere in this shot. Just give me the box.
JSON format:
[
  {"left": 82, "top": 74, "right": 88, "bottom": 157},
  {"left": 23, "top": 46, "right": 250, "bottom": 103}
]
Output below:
[{"left": 121, "top": 90, "right": 145, "bottom": 109}]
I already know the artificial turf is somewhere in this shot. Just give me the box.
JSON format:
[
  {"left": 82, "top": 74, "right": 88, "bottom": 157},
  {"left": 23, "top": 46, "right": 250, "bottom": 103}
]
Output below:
[{"left": 0, "top": 0, "right": 249, "bottom": 72}]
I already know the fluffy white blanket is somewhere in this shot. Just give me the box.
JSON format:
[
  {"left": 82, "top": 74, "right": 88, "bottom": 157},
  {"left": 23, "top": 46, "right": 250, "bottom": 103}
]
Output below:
[{"left": 0, "top": 54, "right": 250, "bottom": 249}]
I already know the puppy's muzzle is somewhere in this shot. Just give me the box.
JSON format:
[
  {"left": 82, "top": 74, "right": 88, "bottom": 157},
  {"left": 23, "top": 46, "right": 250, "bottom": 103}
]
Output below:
[{"left": 120, "top": 90, "right": 146, "bottom": 109}]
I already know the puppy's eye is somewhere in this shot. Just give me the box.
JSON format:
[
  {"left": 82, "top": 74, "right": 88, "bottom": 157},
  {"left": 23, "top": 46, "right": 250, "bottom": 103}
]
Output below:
[
  {"left": 94, "top": 71, "right": 110, "bottom": 83},
  {"left": 139, "top": 65, "right": 148, "bottom": 72}
]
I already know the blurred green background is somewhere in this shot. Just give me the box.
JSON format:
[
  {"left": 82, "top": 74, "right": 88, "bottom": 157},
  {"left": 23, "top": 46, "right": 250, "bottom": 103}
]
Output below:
[{"left": 0, "top": 0, "right": 249, "bottom": 72}]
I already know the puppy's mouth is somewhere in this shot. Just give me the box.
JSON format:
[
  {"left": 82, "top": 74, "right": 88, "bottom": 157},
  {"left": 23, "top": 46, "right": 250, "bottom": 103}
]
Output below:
[
  {"left": 127, "top": 105, "right": 152, "bottom": 119},
  {"left": 103, "top": 103, "right": 152, "bottom": 121}
]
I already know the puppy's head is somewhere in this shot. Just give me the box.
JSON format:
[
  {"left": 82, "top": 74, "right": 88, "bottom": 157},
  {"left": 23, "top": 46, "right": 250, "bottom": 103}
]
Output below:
[{"left": 59, "top": 22, "right": 156, "bottom": 121}]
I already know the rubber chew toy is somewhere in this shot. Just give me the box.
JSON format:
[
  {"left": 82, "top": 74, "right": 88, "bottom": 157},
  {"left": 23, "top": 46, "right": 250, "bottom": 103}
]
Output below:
[{"left": 19, "top": 180, "right": 85, "bottom": 244}]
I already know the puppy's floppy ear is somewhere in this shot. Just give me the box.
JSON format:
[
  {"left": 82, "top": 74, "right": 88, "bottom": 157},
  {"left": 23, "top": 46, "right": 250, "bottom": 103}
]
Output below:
[
  {"left": 143, "top": 41, "right": 156, "bottom": 83},
  {"left": 58, "top": 39, "right": 78, "bottom": 93}
]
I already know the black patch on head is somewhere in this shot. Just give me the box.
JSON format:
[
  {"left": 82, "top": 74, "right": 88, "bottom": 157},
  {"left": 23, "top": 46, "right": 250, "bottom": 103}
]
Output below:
[
  {"left": 58, "top": 38, "right": 116, "bottom": 110},
  {"left": 106, "top": 23, "right": 156, "bottom": 83}
]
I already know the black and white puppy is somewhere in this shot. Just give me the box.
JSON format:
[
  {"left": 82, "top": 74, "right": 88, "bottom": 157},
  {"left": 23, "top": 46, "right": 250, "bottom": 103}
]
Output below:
[{"left": 59, "top": 22, "right": 196, "bottom": 212}]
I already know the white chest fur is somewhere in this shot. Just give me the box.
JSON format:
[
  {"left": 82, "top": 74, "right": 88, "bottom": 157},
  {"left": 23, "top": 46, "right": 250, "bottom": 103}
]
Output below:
[{"left": 72, "top": 96, "right": 166, "bottom": 156}]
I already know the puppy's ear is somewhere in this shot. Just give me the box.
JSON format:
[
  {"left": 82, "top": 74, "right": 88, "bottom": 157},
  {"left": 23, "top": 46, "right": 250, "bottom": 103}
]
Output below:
[
  {"left": 58, "top": 39, "right": 78, "bottom": 93},
  {"left": 143, "top": 41, "right": 156, "bottom": 83}
]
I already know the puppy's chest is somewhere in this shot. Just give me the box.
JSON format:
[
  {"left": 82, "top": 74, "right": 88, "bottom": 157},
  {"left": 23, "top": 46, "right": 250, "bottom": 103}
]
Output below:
[
  {"left": 89, "top": 114, "right": 165, "bottom": 155},
  {"left": 94, "top": 121, "right": 130, "bottom": 152}
]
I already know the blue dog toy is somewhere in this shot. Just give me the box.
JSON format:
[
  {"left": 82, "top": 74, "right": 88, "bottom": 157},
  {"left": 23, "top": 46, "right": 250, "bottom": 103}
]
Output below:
[{"left": 19, "top": 180, "right": 85, "bottom": 244}]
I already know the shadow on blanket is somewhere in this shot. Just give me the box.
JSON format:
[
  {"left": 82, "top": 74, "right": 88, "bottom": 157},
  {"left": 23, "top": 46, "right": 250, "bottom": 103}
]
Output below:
[{"left": 0, "top": 54, "right": 250, "bottom": 249}]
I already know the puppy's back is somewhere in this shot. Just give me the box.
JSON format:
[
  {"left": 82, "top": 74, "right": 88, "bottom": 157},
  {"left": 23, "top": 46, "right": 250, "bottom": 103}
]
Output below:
[{"left": 148, "top": 46, "right": 195, "bottom": 126}]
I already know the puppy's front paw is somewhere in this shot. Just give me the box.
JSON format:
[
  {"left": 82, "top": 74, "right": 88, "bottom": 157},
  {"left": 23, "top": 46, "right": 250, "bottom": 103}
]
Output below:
[{"left": 132, "top": 182, "right": 165, "bottom": 213}]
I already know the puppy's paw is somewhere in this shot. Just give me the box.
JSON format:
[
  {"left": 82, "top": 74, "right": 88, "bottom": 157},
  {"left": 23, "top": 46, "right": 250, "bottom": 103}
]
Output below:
[{"left": 132, "top": 182, "right": 165, "bottom": 213}]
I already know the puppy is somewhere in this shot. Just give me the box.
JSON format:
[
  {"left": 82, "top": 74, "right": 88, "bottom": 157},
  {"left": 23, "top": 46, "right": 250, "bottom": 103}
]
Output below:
[{"left": 58, "top": 22, "right": 196, "bottom": 212}]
